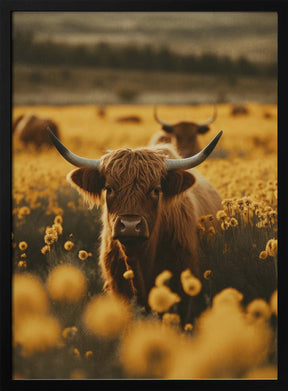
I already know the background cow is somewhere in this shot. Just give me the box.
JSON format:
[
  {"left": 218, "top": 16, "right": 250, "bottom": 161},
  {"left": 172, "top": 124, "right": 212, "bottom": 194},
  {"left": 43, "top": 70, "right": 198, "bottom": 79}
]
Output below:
[
  {"left": 230, "top": 104, "right": 249, "bottom": 116},
  {"left": 150, "top": 105, "right": 217, "bottom": 157},
  {"left": 12, "top": 114, "right": 60, "bottom": 148},
  {"left": 49, "top": 129, "right": 222, "bottom": 319}
]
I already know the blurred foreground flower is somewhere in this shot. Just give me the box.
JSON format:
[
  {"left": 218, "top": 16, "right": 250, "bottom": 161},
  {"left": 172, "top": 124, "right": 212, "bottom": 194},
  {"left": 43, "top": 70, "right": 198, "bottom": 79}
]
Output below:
[
  {"left": 148, "top": 285, "right": 180, "bottom": 313},
  {"left": 167, "top": 288, "right": 273, "bottom": 379},
  {"left": 13, "top": 273, "right": 49, "bottom": 324},
  {"left": 83, "top": 294, "right": 132, "bottom": 338},
  {"left": 46, "top": 264, "right": 87, "bottom": 303},
  {"left": 180, "top": 269, "right": 202, "bottom": 296},
  {"left": 120, "top": 321, "right": 180, "bottom": 378},
  {"left": 14, "top": 314, "right": 62, "bottom": 356}
]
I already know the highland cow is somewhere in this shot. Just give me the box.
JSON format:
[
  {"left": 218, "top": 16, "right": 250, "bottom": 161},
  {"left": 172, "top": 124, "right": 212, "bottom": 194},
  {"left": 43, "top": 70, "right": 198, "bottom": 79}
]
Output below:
[
  {"left": 49, "top": 129, "right": 222, "bottom": 315},
  {"left": 150, "top": 105, "right": 217, "bottom": 157},
  {"left": 13, "top": 114, "right": 60, "bottom": 147}
]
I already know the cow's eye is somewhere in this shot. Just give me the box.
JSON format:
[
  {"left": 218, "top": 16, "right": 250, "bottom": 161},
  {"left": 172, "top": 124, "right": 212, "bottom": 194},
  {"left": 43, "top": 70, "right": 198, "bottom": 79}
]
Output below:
[
  {"left": 105, "top": 185, "right": 114, "bottom": 196},
  {"left": 151, "top": 187, "right": 161, "bottom": 198}
]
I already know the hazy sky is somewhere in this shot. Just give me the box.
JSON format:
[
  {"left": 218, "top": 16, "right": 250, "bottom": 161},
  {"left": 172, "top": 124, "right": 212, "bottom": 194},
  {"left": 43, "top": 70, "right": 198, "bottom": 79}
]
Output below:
[{"left": 13, "top": 12, "right": 277, "bottom": 63}]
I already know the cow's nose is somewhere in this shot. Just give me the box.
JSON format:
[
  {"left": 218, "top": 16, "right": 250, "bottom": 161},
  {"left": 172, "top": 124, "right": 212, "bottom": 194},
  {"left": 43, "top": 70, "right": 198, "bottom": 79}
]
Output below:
[{"left": 114, "top": 215, "right": 149, "bottom": 241}]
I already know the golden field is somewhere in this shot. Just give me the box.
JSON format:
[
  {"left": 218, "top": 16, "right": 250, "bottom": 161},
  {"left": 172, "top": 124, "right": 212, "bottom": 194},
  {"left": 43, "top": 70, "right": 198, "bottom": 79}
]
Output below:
[{"left": 12, "top": 103, "right": 277, "bottom": 379}]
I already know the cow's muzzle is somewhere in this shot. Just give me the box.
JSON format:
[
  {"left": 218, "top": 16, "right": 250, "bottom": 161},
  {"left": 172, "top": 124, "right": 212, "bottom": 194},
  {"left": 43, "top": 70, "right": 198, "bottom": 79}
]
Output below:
[{"left": 113, "top": 215, "right": 149, "bottom": 245}]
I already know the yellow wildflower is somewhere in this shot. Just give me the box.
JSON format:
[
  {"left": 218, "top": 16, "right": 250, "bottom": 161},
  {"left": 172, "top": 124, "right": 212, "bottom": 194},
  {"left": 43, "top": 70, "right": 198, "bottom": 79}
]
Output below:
[
  {"left": 41, "top": 245, "right": 51, "bottom": 255},
  {"left": 54, "top": 215, "right": 63, "bottom": 225},
  {"left": 246, "top": 299, "right": 271, "bottom": 323},
  {"left": 148, "top": 285, "right": 181, "bottom": 313},
  {"left": 13, "top": 273, "right": 49, "bottom": 322},
  {"left": 83, "top": 294, "right": 132, "bottom": 338},
  {"left": 17, "top": 260, "right": 27, "bottom": 269},
  {"left": 18, "top": 241, "right": 28, "bottom": 251},
  {"left": 265, "top": 239, "right": 277, "bottom": 257},
  {"left": 44, "top": 233, "right": 56, "bottom": 245},
  {"left": 64, "top": 241, "right": 74, "bottom": 251},
  {"left": 123, "top": 269, "right": 135, "bottom": 280},
  {"left": 155, "top": 270, "right": 173, "bottom": 287},
  {"left": 184, "top": 323, "right": 193, "bottom": 332},
  {"left": 221, "top": 221, "right": 230, "bottom": 231},
  {"left": 46, "top": 264, "right": 87, "bottom": 303},
  {"left": 13, "top": 314, "right": 62, "bottom": 356},
  {"left": 162, "top": 313, "right": 181, "bottom": 328},
  {"left": 259, "top": 250, "right": 268, "bottom": 260},
  {"left": 78, "top": 250, "right": 89, "bottom": 261},
  {"left": 203, "top": 270, "right": 213, "bottom": 280},
  {"left": 120, "top": 321, "right": 179, "bottom": 378},
  {"left": 85, "top": 350, "right": 93, "bottom": 359},
  {"left": 216, "top": 210, "right": 227, "bottom": 221},
  {"left": 180, "top": 269, "right": 202, "bottom": 296},
  {"left": 52, "top": 223, "right": 63, "bottom": 235},
  {"left": 62, "top": 326, "right": 78, "bottom": 340}
]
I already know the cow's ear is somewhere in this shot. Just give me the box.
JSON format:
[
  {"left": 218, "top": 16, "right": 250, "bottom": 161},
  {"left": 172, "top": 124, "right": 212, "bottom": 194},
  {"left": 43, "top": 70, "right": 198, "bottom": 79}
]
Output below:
[
  {"left": 67, "top": 168, "right": 105, "bottom": 206},
  {"left": 162, "top": 170, "right": 196, "bottom": 198},
  {"left": 197, "top": 125, "right": 210, "bottom": 134}
]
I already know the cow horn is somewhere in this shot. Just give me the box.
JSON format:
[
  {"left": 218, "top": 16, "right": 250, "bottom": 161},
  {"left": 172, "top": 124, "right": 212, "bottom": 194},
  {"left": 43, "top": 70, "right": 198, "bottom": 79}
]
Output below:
[
  {"left": 166, "top": 131, "right": 223, "bottom": 171},
  {"left": 198, "top": 104, "right": 217, "bottom": 127},
  {"left": 154, "top": 106, "right": 174, "bottom": 133},
  {"left": 48, "top": 127, "right": 100, "bottom": 169}
]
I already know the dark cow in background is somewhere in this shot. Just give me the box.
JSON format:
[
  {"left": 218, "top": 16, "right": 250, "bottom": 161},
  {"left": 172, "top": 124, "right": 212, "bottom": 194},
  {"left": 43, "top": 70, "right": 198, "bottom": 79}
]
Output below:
[
  {"left": 115, "top": 115, "right": 142, "bottom": 124},
  {"left": 230, "top": 104, "right": 249, "bottom": 116},
  {"left": 12, "top": 114, "right": 60, "bottom": 148},
  {"left": 49, "top": 128, "right": 223, "bottom": 319},
  {"left": 150, "top": 105, "right": 217, "bottom": 157}
]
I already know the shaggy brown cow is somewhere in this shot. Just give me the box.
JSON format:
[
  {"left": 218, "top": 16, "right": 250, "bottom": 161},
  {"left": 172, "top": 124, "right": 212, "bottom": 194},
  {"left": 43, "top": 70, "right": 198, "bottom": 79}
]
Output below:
[
  {"left": 48, "top": 129, "right": 222, "bottom": 315},
  {"left": 12, "top": 114, "right": 60, "bottom": 147},
  {"left": 150, "top": 105, "right": 217, "bottom": 157}
]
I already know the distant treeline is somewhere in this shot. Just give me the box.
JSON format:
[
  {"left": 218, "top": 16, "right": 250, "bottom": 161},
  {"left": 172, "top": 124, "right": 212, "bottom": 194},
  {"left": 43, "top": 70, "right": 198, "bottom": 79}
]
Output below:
[{"left": 13, "top": 30, "right": 277, "bottom": 78}]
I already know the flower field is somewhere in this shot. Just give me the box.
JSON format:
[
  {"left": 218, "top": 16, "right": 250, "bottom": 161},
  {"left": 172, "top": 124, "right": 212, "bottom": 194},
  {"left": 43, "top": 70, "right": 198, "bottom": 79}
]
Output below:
[{"left": 12, "top": 103, "right": 277, "bottom": 379}]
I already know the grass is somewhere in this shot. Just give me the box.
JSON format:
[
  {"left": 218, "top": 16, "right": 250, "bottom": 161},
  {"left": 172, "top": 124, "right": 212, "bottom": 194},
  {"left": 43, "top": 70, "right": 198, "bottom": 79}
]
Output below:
[{"left": 12, "top": 102, "right": 277, "bottom": 379}]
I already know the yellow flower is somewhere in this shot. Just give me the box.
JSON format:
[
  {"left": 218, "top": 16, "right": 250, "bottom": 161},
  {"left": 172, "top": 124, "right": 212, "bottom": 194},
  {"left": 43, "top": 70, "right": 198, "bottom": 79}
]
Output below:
[
  {"left": 246, "top": 299, "right": 271, "bottom": 323},
  {"left": 184, "top": 323, "right": 193, "bottom": 332},
  {"left": 62, "top": 326, "right": 78, "bottom": 340},
  {"left": 13, "top": 273, "right": 49, "bottom": 325},
  {"left": 73, "top": 347, "right": 81, "bottom": 358},
  {"left": 52, "top": 223, "right": 63, "bottom": 235},
  {"left": 44, "top": 233, "right": 56, "bottom": 245},
  {"left": 85, "top": 350, "right": 93, "bottom": 359},
  {"left": 212, "top": 288, "right": 243, "bottom": 308},
  {"left": 120, "top": 321, "right": 179, "bottom": 378},
  {"left": 180, "top": 269, "right": 202, "bottom": 296},
  {"left": 216, "top": 210, "right": 227, "bottom": 221},
  {"left": 221, "top": 221, "right": 230, "bottom": 231},
  {"left": 83, "top": 294, "right": 132, "bottom": 338},
  {"left": 230, "top": 217, "right": 239, "bottom": 227},
  {"left": 13, "top": 314, "right": 61, "bottom": 356},
  {"left": 54, "top": 215, "right": 63, "bottom": 225},
  {"left": 46, "top": 264, "right": 87, "bottom": 303},
  {"left": 41, "top": 245, "right": 51, "bottom": 255},
  {"left": 123, "top": 269, "right": 135, "bottom": 280},
  {"left": 259, "top": 250, "right": 268, "bottom": 260},
  {"left": 18, "top": 241, "right": 28, "bottom": 251},
  {"left": 148, "top": 285, "right": 181, "bottom": 313},
  {"left": 17, "top": 260, "right": 27, "bottom": 269},
  {"left": 203, "top": 270, "right": 213, "bottom": 280},
  {"left": 155, "top": 270, "right": 173, "bottom": 287},
  {"left": 265, "top": 239, "right": 277, "bottom": 257},
  {"left": 162, "top": 313, "right": 181, "bottom": 328},
  {"left": 78, "top": 250, "right": 89, "bottom": 261},
  {"left": 64, "top": 241, "right": 74, "bottom": 251}
]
